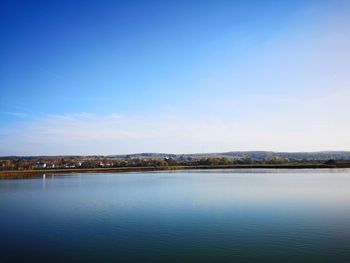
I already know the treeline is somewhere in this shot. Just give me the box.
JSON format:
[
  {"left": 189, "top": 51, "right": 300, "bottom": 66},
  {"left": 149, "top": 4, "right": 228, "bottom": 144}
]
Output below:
[{"left": 0, "top": 156, "right": 345, "bottom": 171}]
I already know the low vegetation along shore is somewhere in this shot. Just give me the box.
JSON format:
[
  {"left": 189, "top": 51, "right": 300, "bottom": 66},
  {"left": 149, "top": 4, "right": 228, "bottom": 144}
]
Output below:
[{"left": 1, "top": 163, "right": 350, "bottom": 179}]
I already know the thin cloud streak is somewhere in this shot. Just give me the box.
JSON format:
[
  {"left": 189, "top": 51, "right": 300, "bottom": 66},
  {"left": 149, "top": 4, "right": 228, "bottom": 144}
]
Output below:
[{"left": 1, "top": 110, "right": 349, "bottom": 156}]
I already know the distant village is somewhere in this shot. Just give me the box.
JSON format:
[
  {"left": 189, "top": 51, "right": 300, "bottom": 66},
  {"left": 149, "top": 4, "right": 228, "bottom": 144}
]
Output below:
[{"left": 0, "top": 155, "right": 245, "bottom": 171}]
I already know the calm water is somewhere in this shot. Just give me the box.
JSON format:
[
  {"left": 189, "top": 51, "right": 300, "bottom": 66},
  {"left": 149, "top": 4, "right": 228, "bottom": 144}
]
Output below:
[{"left": 1, "top": 169, "right": 350, "bottom": 263}]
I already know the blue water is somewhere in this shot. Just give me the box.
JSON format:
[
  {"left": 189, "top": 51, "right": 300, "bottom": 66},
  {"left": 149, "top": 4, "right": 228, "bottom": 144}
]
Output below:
[{"left": 1, "top": 169, "right": 350, "bottom": 262}]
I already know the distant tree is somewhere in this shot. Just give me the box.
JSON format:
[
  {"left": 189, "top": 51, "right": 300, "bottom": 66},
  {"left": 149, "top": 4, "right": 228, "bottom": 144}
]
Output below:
[{"left": 325, "top": 159, "right": 336, "bottom": 165}]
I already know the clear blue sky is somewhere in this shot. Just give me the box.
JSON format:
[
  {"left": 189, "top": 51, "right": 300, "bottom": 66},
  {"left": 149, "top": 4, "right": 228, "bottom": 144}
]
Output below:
[{"left": 1, "top": 0, "right": 349, "bottom": 155}]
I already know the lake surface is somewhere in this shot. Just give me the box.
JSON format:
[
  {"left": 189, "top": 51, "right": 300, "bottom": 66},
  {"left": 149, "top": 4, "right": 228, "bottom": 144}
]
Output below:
[{"left": 1, "top": 169, "right": 350, "bottom": 262}]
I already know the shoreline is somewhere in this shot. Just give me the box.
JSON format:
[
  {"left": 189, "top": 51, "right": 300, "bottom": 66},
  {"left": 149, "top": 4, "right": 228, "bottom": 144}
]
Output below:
[{"left": 1, "top": 163, "right": 349, "bottom": 179}]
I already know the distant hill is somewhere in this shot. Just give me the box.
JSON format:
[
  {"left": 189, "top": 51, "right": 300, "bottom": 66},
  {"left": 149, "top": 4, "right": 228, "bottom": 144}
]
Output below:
[
  {"left": 2, "top": 151, "right": 350, "bottom": 161},
  {"left": 109, "top": 151, "right": 350, "bottom": 161}
]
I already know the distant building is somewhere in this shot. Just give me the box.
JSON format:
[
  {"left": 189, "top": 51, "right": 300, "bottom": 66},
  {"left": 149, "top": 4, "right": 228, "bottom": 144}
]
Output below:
[{"left": 35, "top": 163, "right": 47, "bottom": 169}]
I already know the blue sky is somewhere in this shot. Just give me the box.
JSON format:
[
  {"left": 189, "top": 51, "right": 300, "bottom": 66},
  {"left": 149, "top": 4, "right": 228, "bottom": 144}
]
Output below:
[{"left": 1, "top": 0, "right": 349, "bottom": 155}]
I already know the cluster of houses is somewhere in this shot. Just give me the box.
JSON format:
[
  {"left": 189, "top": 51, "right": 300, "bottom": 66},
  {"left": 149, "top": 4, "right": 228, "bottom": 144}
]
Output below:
[
  {"left": 34, "top": 162, "right": 83, "bottom": 169},
  {"left": 34, "top": 161, "right": 115, "bottom": 170}
]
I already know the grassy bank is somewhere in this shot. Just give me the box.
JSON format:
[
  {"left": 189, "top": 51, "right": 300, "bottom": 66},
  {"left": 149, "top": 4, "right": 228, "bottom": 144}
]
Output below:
[{"left": 1, "top": 163, "right": 349, "bottom": 179}]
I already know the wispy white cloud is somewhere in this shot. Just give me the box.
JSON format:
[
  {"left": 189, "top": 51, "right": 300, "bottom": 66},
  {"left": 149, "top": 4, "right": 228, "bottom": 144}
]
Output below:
[
  {"left": 2, "top": 112, "right": 29, "bottom": 118},
  {"left": 1, "top": 105, "right": 349, "bottom": 156}
]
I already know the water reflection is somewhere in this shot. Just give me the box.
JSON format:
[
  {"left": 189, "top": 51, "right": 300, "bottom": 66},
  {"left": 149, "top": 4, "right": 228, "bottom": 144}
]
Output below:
[{"left": 1, "top": 169, "right": 350, "bottom": 263}]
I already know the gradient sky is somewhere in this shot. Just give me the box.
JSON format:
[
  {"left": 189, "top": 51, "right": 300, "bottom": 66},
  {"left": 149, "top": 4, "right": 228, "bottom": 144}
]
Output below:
[{"left": 1, "top": 0, "right": 350, "bottom": 155}]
